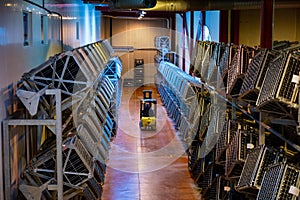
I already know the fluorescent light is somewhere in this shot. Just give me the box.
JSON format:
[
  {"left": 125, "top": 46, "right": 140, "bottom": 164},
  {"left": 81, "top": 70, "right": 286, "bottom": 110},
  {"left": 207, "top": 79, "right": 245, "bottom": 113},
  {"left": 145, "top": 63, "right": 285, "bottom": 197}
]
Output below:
[{"left": 62, "top": 16, "right": 77, "bottom": 20}]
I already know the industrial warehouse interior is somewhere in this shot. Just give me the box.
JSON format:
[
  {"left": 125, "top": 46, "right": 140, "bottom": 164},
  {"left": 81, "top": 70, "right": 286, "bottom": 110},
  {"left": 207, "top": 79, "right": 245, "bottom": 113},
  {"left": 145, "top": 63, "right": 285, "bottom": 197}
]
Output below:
[{"left": 1, "top": 0, "right": 300, "bottom": 199}]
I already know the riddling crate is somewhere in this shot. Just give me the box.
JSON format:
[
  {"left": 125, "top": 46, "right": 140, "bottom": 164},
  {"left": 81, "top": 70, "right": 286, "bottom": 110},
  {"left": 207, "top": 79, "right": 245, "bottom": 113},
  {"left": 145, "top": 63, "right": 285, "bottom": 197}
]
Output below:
[
  {"left": 257, "top": 162, "right": 300, "bottom": 200},
  {"left": 236, "top": 145, "right": 278, "bottom": 194},
  {"left": 155, "top": 36, "right": 170, "bottom": 50},
  {"left": 256, "top": 52, "right": 300, "bottom": 114}
]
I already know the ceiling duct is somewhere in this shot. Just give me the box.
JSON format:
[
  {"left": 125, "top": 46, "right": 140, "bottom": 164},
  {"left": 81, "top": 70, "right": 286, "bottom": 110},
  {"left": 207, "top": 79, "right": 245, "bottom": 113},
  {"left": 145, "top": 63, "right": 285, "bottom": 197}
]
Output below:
[
  {"left": 142, "top": 0, "right": 300, "bottom": 11},
  {"left": 189, "top": 0, "right": 261, "bottom": 10},
  {"left": 109, "top": 0, "right": 157, "bottom": 9}
]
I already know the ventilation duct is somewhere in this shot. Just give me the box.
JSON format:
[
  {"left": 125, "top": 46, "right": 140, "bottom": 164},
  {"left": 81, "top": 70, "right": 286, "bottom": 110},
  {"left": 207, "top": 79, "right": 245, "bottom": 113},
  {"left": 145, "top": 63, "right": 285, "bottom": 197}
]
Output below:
[
  {"left": 142, "top": 0, "right": 300, "bottom": 11},
  {"left": 109, "top": 0, "right": 157, "bottom": 9}
]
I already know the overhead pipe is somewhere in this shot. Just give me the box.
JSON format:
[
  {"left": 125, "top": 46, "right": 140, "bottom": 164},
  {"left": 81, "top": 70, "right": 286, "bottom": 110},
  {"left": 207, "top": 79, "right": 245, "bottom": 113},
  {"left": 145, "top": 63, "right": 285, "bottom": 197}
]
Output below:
[
  {"left": 109, "top": 0, "right": 157, "bottom": 9},
  {"left": 144, "top": 0, "right": 300, "bottom": 11}
]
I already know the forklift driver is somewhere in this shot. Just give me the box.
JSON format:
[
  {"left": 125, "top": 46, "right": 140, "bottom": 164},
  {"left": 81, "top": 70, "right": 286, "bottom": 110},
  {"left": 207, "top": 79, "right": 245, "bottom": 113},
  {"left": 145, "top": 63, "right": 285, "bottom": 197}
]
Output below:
[{"left": 143, "top": 103, "right": 154, "bottom": 117}]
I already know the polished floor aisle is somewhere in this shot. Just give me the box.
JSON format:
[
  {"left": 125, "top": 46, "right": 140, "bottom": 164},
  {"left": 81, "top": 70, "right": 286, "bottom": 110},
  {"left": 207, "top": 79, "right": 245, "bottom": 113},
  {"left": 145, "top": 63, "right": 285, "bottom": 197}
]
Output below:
[{"left": 102, "top": 85, "right": 200, "bottom": 200}]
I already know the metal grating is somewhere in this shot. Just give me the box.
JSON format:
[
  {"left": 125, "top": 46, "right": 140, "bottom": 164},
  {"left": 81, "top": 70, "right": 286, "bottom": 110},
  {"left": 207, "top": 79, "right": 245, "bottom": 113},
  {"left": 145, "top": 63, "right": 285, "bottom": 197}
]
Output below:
[
  {"left": 277, "top": 165, "right": 300, "bottom": 199},
  {"left": 237, "top": 145, "right": 263, "bottom": 191},
  {"left": 17, "top": 40, "right": 122, "bottom": 199},
  {"left": 23, "top": 136, "right": 97, "bottom": 191},
  {"left": 255, "top": 50, "right": 278, "bottom": 90},
  {"left": 87, "top": 178, "right": 103, "bottom": 199},
  {"left": 256, "top": 51, "right": 300, "bottom": 114},
  {"left": 227, "top": 46, "right": 255, "bottom": 95},
  {"left": 193, "top": 42, "right": 210, "bottom": 78},
  {"left": 237, "top": 144, "right": 278, "bottom": 194},
  {"left": 202, "top": 175, "right": 229, "bottom": 200},
  {"left": 188, "top": 141, "right": 202, "bottom": 179},
  {"left": 198, "top": 105, "right": 210, "bottom": 140},
  {"left": 239, "top": 49, "right": 269, "bottom": 103},
  {"left": 200, "top": 103, "right": 226, "bottom": 159},
  {"left": 225, "top": 129, "right": 249, "bottom": 177},
  {"left": 256, "top": 52, "right": 288, "bottom": 106},
  {"left": 201, "top": 42, "right": 219, "bottom": 82},
  {"left": 215, "top": 120, "right": 229, "bottom": 162},
  {"left": 219, "top": 44, "right": 231, "bottom": 78},
  {"left": 257, "top": 163, "right": 300, "bottom": 200}
]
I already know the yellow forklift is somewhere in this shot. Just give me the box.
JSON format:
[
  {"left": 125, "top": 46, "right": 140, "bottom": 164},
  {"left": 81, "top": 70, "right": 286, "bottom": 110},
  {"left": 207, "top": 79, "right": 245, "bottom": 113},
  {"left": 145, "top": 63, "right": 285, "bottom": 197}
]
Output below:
[{"left": 139, "top": 90, "right": 157, "bottom": 130}]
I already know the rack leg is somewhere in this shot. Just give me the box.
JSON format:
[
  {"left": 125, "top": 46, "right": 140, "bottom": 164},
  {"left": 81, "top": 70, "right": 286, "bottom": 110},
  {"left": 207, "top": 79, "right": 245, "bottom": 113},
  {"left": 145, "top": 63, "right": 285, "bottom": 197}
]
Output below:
[
  {"left": 46, "top": 89, "right": 63, "bottom": 200},
  {"left": 259, "top": 112, "right": 265, "bottom": 145}
]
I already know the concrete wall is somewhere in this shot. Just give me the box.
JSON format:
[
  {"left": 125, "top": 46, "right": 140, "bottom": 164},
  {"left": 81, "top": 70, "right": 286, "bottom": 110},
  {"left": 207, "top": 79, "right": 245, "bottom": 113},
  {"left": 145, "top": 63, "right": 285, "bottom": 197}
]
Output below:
[
  {"left": 239, "top": 9, "right": 260, "bottom": 47},
  {"left": 239, "top": 8, "right": 300, "bottom": 47},
  {"left": 273, "top": 8, "right": 299, "bottom": 42},
  {"left": 103, "top": 17, "right": 170, "bottom": 84}
]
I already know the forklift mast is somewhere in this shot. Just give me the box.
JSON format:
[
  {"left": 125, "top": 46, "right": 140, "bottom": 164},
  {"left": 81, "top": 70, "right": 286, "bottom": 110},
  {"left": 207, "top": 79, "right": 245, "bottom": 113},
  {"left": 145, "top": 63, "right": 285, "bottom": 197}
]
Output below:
[
  {"left": 143, "top": 90, "right": 152, "bottom": 99},
  {"left": 140, "top": 90, "right": 157, "bottom": 130}
]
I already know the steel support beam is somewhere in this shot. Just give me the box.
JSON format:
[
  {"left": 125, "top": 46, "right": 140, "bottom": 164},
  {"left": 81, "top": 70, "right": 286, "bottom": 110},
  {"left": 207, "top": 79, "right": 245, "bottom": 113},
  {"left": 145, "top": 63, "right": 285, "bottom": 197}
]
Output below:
[
  {"left": 201, "top": 11, "right": 205, "bottom": 41},
  {"left": 259, "top": 112, "right": 266, "bottom": 145},
  {"left": 230, "top": 10, "right": 240, "bottom": 44},
  {"left": 219, "top": 10, "right": 229, "bottom": 43},
  {"left": 260, "top": 0, "right": 273, "bottom": 48},
  {"left": 0, "top": 123, "right": 3, "bottom": 200},
  {"left": 46, "top": 89, "right": 63, "bottom": 200},
  {"left": 3, "top": 120, "right": 11, "bottom": 200},
  {"left": 2, "top": 89, "right": 62, "bottom": 200},
  {"left": 182, "top": 12, "right": 186, "bottom": 72}
]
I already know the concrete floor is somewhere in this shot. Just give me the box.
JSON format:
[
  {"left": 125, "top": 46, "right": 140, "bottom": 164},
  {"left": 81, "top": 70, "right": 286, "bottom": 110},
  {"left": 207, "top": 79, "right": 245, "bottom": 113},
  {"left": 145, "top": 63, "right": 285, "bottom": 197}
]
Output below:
[{"left": 102, "top": 85, "right": 200, "bottom": 200}]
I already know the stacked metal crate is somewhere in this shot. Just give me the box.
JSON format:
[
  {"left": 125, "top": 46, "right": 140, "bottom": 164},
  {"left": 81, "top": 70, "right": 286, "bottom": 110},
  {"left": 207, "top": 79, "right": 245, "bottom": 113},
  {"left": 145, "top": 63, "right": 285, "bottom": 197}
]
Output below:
[
  {"left": 256, "top": 49, "right": 300, "bottom": 114},
  {"left": 218, "top": 43, "right": 232, "bottom": 79},
  {"left": 201, "top": 42, "right": 218, "bottom": 82},
  {"left": 16, "top": 40, "right": 122, "bottom": 199},
  {"left": 236, "top": 145, "right": 278, "bottom": 195},
  {"left": 227, "top": 45, "right": 255, "bottom": 96},
  {"left": 225, "top": 124, "right": 251, "bottom": 177},
  {"left": 156, "top": 61, "right": 201, "bottom": 133},
  {"left": 215, "top": 119, "right": 229, "bottom": 164},
  {"left": 102, "top": 57, "right": 122, "bottom": 136},
  {"left": 193, "top": 149, "right": 227, "bottom": 198},
  {"left": 192, "top": 41, "right": 226, "bottom": 90},
  {"left": 192, "top": 41, "right": 210, "bottom": 79},
  {"left": 202, "top": 175, "right": 229, "bottom": 200},
  {"left": 157, "top": 40, "right": 300, "bottom": 199},
  {"left": 257, "top": 162, "right": 300, "bottom": 200},
  {"left": 187, "top": 104, "right": 210, "bottom": 180},
  {"left": 238, "top": 49, "right": 275, "bottom": 104},
  {"left": 21, "top": 136, "right": 102, "bottom": 199},
  {"left": 188, "top": 141, "right": 202, "bottom": 179},
  {"left": 157, "top": 58, "right": 230, "bottom": 197},
  {"left": 156, "top": 62, "right": 209, "bottom": 184}
]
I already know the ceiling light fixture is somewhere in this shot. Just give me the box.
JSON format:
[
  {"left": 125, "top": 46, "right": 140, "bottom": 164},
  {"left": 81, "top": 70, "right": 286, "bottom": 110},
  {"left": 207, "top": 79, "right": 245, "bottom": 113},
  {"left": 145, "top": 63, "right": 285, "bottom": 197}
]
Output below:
[{"left": 138, "top": 11, "right": 146, "bottom": 20}]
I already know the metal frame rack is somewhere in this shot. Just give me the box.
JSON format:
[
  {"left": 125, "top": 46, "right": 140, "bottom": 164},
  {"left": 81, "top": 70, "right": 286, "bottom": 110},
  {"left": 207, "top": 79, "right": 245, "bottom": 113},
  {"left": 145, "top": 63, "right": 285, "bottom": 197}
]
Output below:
[
  {"left": 236, "top": 145, "right": 278, "bottom": 195},
  {"left": 238, "top": 49, "right": 277, "bottom": 104},
  {"left": 2, "top": 40, "right": 122, "bottom": 199},
  {"left": 154, "top": 36, "right": 177, "bottom": 65},
  {"left": 156, "top": 40, "right": 300, "bottom": 199},
  {"left": 156, "top": 62, "right": 204, "bottom": 144},
  {"left": 257, "top": 162, "right": 300, "bottom": 200}
]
